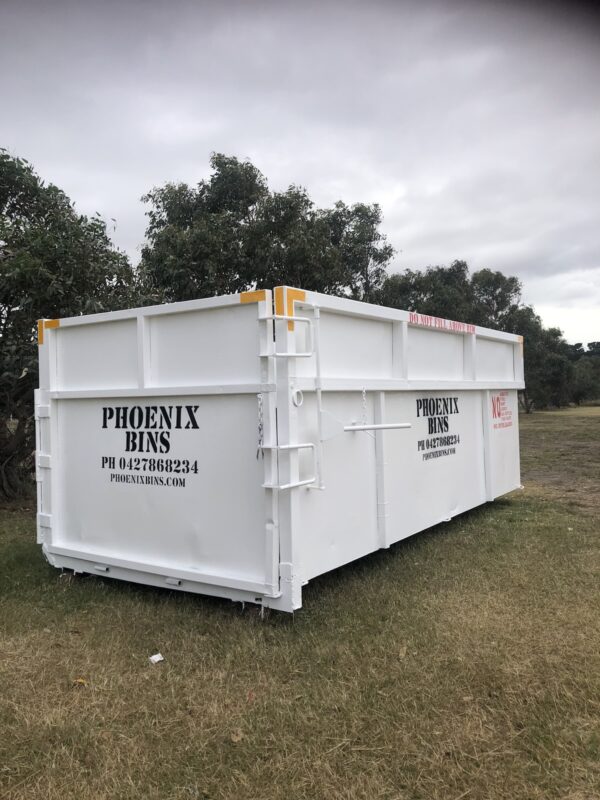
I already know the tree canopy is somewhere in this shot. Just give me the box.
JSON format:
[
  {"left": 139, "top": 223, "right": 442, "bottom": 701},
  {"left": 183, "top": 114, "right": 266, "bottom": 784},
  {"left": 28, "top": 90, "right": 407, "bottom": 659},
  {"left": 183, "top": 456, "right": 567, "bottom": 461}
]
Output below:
[
  {"left": 0, "top": 149, "right": 135, "bottom": 496},
  {"left": 139, "top": 153, "right": 394, "bottom": 303}
]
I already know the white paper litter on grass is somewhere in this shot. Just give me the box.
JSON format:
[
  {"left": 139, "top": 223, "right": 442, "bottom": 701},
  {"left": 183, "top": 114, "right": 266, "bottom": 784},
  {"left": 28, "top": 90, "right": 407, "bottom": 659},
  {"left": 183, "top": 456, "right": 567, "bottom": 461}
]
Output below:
[{"left": 149, "top": 653, "right": 164, "bottom": 664}]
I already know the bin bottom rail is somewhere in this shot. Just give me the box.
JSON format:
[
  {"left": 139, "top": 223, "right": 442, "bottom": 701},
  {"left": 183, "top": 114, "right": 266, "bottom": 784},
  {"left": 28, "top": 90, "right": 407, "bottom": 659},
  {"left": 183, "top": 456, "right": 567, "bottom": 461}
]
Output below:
[{"left": 43, "top": 545, "right": 282, "bottom": 606}]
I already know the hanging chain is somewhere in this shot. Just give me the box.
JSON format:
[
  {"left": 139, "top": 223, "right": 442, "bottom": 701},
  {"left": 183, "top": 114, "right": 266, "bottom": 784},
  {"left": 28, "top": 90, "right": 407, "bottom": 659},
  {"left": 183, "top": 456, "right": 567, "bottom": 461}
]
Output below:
[{"left": 256, "top": 392, "right": 264, "bottom": 460}]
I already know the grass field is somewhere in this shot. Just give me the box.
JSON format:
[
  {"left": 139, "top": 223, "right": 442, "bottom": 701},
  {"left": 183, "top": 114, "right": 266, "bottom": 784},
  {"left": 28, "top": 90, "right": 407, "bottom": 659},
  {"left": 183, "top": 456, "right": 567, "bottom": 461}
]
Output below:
[{"left": 1, "top": 408, "right": 598, "bottom": 799}]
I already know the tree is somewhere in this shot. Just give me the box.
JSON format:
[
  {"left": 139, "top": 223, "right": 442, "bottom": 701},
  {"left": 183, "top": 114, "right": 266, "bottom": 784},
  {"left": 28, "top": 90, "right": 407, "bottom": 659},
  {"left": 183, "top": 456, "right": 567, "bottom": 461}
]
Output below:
[
  {"left": 242, "top": 186, "right": 347, "bottom": 294},
  {"left": 323, "top": 202, "right": 394, "bottom": 302},
  {"left": 538, "top": 329, "right": 575, "bottom": 408},
  {"left": 470, "top": 268, "right": 522, "bottom": 328},
  {"left": 375, "top": 262, "right": 524, "bottom": 330},
  {"left": 572, "top": 357, "right": 600, "bottom": 405},
  {"left": 139, "top": 153, "right": 395, "bottom": 302},
  {"left": 374, "top": 260, "right": 475, "bottom": 322},
  {"left": 0, "top": 150, "right": 134, "bottom": 498},
  {"left": 139, "top": 154, "right": 269, "bottom": 301},
  {"left": 566, "top": 342, "right": 586, "bottom": 361},
  {"left": 585, "top": 342, "right": 600, "bottom": 358}
]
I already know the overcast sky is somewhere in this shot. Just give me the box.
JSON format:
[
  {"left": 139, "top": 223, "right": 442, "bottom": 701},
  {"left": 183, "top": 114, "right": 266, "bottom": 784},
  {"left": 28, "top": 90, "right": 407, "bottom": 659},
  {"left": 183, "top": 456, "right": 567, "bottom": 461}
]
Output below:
[{"left": 1, "top": 0, "right": 599, "bottom": 343}]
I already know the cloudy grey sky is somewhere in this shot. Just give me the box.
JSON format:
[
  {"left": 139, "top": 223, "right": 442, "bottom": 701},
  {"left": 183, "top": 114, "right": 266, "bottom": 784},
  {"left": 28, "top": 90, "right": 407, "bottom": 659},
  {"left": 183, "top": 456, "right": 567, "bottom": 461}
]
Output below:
[{"left": 1, "top": 0, "right": 599, "bottom": 342}]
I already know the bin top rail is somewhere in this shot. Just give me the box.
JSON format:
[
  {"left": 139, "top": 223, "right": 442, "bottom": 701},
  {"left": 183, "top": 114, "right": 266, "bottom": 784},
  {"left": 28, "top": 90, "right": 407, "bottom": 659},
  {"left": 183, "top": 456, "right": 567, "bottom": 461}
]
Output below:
[
  {"left": 38, "top": 285, "right": 522, "bottom": 344},
  {"left": 38, "top": 285, "right": 524, "bottom": 395}
]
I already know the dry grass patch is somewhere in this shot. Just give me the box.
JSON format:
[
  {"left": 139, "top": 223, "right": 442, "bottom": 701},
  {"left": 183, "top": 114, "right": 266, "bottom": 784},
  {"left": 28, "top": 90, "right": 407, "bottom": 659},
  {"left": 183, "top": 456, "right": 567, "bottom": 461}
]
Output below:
[
  {"left": 0, "top": 408, "right": 599, "bottom": 799},
  {"left": 520, "top": 405, "right": 600, "bottom": 509}
]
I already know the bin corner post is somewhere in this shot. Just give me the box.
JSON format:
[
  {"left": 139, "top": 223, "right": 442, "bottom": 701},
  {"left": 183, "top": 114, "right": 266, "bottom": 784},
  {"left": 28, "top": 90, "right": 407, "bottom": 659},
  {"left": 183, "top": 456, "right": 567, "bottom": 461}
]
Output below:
[
  {"left": 255, "top": 290, "right": 281, "bottom": 599},
  {"left": 514, "top": 336, "right": 525, "bottom": 384},
  {"left": 481, "top": 390, "right": 494, "bottom": 501},
  {"left": 514, "top": 394, "right": 522, "bottom": 489},
  {"left": 269, "top": 297, "right": 304, "bottom": 613},
  {"left": 514, "top": 337, "right": 524, "bottom": 490},
  {"left": 374, "top": 391, "right": 390, "bottom": 548},
  {"left": 36, "top": 320, "right": 56, "bottom": 547}
]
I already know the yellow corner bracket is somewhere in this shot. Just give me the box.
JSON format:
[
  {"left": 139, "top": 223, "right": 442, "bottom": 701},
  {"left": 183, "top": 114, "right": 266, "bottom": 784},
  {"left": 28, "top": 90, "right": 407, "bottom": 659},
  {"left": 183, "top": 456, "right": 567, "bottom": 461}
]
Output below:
[
  {"left": 37, "top": 318, "right": 60, "bottom": 346},
  {"left": 240, "top": 289, "right": 268, "bottom": 304},
  {"left": 274, "top": 286, "right": 306, "bottom": 331}
]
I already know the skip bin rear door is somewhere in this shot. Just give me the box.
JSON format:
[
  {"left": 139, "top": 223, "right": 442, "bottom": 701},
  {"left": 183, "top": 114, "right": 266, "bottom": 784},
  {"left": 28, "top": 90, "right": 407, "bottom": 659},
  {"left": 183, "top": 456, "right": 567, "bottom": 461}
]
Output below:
[
  {"left": 53, "top": 393, "right": 275, "bottom": 595},
  {"left": 39, "top": 295, "right": 280, "bottom": 601}
]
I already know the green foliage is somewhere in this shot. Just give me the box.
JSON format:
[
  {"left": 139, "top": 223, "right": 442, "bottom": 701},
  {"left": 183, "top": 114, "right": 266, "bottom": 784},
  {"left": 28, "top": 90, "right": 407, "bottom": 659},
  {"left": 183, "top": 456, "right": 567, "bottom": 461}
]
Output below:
[
  {"left": 242, "top": 187, "right": 347, "bottom": 295},
  {"left": 470, "top": 268, "right": 522, "bottom": 328},
  {"left": 374, "top": 260, "right": 523, "bottom": 329},
  {"left": 139, "top": 153, "right": 394, "bottom": 303},
  {"left": 374, "top": 260, "right": 475, "bottom": 321},
  {"left": 500, "top": 308, "right": 573, "bottom": 412},
  {"left": 566, "top": 342, "right": 586, "bottom": 361},
  {"left": 140, "top": 155, "right": 269, "bottom": 300},
  {"left": 572, "top": 357, "right": 600, "bottom": 405},
  {"left": 585, "top": 341, "right": 600, "bottom": 358},
  {"left": 323, "top": 201, "right": 395, "bottom": 302},
  {"left": 0, "top": 149, "right": 135, "bottom": 498}
]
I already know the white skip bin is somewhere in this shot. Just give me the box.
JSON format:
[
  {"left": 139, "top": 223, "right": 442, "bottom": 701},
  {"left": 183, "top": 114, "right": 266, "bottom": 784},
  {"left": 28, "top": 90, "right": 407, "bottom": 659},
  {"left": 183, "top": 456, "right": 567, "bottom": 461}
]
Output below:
[{"left": 36, "top": 286, "right": 524, "bottom": 612}]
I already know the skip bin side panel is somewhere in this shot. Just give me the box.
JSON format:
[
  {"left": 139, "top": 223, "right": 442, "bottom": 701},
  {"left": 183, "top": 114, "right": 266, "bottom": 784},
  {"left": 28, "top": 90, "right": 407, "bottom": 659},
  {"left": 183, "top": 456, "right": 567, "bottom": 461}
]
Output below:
[
  {"left": 485, "top": 389, "right": 521, "bottom": 498},
  {"left": 296, "top": 392, "right": 379, "bottom": 583},
  {"left": 384, "top": 390, "right": 487, "bottom": 544},
  {"left": 272, "top": 287, "right": 524, "bottom": 602}
]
